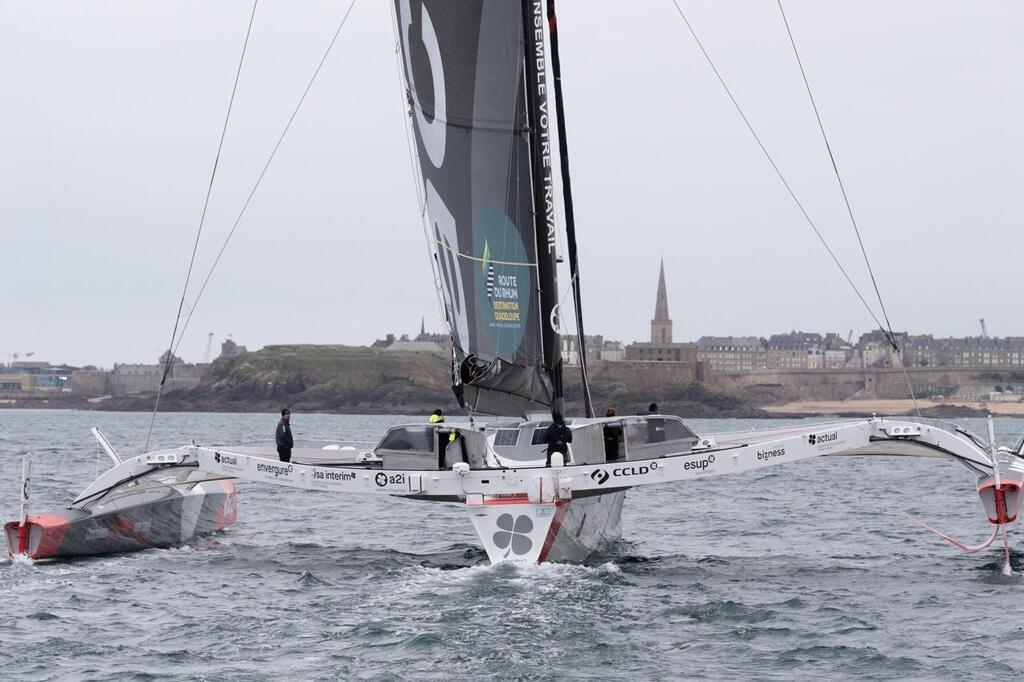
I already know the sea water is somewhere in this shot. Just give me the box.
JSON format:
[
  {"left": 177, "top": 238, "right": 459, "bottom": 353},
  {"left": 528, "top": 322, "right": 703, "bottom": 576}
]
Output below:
[{"left": 1, "top": 409, "right": 1023, "bottom": 680}]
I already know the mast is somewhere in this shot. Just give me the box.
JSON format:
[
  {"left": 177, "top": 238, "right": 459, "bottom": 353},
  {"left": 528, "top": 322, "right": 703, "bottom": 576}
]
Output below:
[
  {"left": 546, "top": 0, "right": 594, "bottom": 418},
  {"left": 522, "top": 0, "right": 564, "bottom": 415}
]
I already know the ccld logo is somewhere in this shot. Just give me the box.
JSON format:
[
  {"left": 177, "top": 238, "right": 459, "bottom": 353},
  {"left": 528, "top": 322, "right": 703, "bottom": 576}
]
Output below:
[{"left": 590, "top": 469, "right": 609, "bottom": 485}]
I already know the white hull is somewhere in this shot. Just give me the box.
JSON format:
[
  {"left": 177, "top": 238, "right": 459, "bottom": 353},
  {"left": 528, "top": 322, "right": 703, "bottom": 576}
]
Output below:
[{"left": 467, "top": 490, "right": 625, "bottom": 564}]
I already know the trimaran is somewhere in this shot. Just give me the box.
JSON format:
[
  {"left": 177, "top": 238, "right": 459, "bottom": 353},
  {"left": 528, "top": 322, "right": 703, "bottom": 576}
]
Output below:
[{"left": 8, "top": 1, "right": 1024, "bottom": 569}]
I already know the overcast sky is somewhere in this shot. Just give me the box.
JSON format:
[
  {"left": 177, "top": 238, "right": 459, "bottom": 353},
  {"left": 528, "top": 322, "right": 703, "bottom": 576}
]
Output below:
[{"left": 3, "top": 1, "right": 1022, "bottom": 367}]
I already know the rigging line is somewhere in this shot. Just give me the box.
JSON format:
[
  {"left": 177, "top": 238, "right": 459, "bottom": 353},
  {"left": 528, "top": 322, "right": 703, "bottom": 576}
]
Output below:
[
  {"left": 775, "top": 1, "right": 899, "bottom": 350},
  {"left": 170, "top": 0, "right": 359, "bottom": 359},
  {"left": 432, "top": 238, "right": 538, "bottom": 268},
  {"left": 144, "top": 0, "right": 258, "bottom": 453},
  {"left": 892, "top": 345, "right": 923, "bottom": 417},
  {"left": 666, "top": 0, "right": 888, "bottom": 336},
  {"left": 776, "top": 1, "right": 919, "bottom": 416}
]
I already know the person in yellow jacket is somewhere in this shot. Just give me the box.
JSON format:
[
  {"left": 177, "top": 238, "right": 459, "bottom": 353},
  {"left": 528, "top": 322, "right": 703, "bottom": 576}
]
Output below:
[{"left": 428, "top": 409, "right": 457, "bottom": 446}]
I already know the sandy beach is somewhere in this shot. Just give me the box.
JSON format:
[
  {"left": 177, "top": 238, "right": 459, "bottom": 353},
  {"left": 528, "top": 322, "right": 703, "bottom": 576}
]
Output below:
[{"left": 764, "top": 399, "right": 1024, "bottom": 417}]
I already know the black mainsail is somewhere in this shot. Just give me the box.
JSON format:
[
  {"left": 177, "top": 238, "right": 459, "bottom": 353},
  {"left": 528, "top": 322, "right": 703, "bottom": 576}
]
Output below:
[{"left": 394, "top": 0, "right": 563, "bottom": 416}]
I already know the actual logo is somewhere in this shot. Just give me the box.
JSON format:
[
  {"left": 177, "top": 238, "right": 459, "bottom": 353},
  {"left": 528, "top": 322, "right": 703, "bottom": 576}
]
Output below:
[
  {"left": 214, "top": 452, "right": 238, "bottom": 466},
  {"left": 808, "top": 432, "right": 838, "bottom": 446}
]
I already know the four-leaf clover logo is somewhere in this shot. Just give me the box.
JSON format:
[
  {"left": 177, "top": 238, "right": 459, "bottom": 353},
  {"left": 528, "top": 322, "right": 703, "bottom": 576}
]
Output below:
[
  {"left": 808, "top": 434, "right": 817, "bottom": 445},
  {"left": 493, "top": 513, "right": 534, "bottom": 557}
]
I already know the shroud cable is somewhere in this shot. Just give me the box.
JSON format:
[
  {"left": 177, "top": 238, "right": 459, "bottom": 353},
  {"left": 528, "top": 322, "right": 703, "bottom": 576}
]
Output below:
[{"left": 145, "top": 0, "right": 259, "bottom": 452}]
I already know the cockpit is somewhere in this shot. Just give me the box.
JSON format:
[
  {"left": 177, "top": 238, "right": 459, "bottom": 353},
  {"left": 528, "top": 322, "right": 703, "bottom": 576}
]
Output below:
[{"left": 371, "top": 415, "right": 699, "bottom": 472}]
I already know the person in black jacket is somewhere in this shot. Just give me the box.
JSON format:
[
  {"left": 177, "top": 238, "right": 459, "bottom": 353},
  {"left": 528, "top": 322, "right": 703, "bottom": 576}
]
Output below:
[
  {"left": 603, "top": 408, "right": 624, "bottom": 461},
  {"left": 276, "top": 409, "right": 294, "bottom": 462},
  {"left": 543, "top": 412, "right": 573, "bottom": 467}
]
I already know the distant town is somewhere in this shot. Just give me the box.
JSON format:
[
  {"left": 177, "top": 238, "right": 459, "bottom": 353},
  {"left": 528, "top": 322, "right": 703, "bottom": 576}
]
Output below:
[{"left": 4, "top": 262, "right": 1024, "bottom": 407}]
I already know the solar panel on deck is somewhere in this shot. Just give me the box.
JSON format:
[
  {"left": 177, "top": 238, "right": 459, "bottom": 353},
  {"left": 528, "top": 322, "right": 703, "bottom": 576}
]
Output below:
[{"left": 494, "top": 429, "right": 520, "bottom": 447}]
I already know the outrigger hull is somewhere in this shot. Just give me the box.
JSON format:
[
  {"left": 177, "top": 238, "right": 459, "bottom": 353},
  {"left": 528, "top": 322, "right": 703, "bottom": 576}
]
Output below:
[{"left": 5, "top": 479, "right": 236, "bottom": 560}]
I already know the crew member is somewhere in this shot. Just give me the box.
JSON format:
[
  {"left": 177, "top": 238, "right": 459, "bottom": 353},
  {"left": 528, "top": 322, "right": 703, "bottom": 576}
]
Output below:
[
  {"left": 645, "top": 403, "right": 665, "bottom": 442},
  {"left": 276, "top": 408, "right": 294, "bottom": 463},
  {"left": 429, "top": 408, "right": 457, "bottom": 467},
  {"left": 543, "top": 412, "right": 573, "bottom": 467},
  {"left": 603, "top": 408, "right": 624, "bottom": 461}
]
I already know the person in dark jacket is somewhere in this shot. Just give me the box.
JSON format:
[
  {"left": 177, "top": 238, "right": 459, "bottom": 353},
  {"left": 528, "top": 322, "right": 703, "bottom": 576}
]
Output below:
[
  {"left": 276, "top": 409, "right": 294, "bottom": 462},
  {"left": 543, "top": 412, "right": 573, "bottom": 467},
  {"left": 603, "top": 408, "right": 624, "bottom": 461}
]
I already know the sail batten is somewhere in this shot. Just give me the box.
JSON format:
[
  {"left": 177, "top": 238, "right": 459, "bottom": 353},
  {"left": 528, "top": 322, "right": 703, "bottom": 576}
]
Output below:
[{"left": 395, "top": 0, "right": 561, "bottom": 416}]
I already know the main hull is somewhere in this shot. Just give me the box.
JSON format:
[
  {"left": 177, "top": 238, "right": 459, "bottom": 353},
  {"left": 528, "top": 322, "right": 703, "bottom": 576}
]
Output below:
[
  {"left": 468, "top": 490, "right": 626, "bottom": 564},
  {"left": 5, "top": 479, "right": 236, "bottom": 560}
]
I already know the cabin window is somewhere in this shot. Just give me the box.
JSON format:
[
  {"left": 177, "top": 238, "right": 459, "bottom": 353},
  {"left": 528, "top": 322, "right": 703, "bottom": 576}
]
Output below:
[
  {"left": 624, "top": 418, "right": 695, "bottom": 446},
  {"left": 530, "top": 423, "right": 553, "bottom": 445},
  {"left": 378, "top": 426, "right": 435, "bottom": 453}
]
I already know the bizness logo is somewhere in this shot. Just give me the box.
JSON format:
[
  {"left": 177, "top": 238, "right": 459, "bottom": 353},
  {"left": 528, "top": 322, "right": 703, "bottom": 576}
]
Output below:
[
  {"left": 591, "top": 469, "right": 610, "bottom": 485},
  {"left": 756, "top": 447, "right": 786, "bottom": 461},
  {"left": 493, "top": 513, "right": 534, "bottom": 557}
]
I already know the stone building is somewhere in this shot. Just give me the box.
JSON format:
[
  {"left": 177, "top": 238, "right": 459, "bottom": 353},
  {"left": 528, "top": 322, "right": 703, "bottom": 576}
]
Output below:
[
  {"left": 561, "top": 334, "right": 615, "bottom": 367},
  {"left": 902, "top": 335, "right": 1024, "bottom": 368},
  {"left": 765, "top": 332, "right": 825, "bottom": 370},
  {"left": 696, "top": 336, "right": 766, "bottom": 372},
  {"left": 220, "top": 337, "right": 248, "bottom": 358},
  {"left": 70, "top": 353, "right": 207, "bottom": 397}
]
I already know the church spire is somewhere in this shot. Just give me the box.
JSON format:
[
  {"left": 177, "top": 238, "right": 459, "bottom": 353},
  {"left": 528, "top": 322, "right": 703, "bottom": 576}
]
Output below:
[
  {"left": 654, "top": 258, "right": 669, "bottom": 321},
  {"left": 651, "top": 258, "right": 673, "bottom": 343}
]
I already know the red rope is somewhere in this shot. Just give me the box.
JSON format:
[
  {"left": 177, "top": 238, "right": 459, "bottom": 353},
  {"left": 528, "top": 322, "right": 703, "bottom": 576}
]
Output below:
[{"left": 900, "top": 510, "right": 999, "bottom": 553}]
